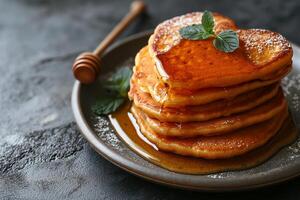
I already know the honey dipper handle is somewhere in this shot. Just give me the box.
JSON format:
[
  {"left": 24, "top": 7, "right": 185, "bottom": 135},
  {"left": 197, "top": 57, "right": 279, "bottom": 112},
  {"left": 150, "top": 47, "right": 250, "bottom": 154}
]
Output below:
[
  {"left": 72, "top": 1, "right": 146, "bottom": 84},
  {"left": 93, "top": 1, "right": 146, "bottom": 56}
]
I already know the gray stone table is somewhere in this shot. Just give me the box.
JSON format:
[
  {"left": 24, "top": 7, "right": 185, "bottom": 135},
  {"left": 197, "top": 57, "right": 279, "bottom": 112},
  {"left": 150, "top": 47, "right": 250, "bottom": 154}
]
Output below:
[{"left": 0, "top": 0, "right": 299, "bottom": 199}]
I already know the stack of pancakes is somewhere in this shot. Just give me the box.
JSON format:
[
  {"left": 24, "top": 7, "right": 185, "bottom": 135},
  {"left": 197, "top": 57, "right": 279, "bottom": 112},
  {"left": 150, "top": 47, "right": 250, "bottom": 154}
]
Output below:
[{"left": 129, "top": 12, "right": 293, "bottom": 159}]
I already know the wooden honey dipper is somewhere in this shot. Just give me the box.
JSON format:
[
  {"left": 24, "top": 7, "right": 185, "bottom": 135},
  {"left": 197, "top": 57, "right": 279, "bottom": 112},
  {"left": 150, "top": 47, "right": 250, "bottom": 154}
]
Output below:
[{"left": 72, "top": 1, "right": 146, "bottom": 84}]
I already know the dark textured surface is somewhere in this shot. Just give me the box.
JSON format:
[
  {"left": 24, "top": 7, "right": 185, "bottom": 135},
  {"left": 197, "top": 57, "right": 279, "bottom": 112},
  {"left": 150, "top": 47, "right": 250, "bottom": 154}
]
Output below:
[{"left": 0, "top": 0, "right": 299, "bottom": 199}]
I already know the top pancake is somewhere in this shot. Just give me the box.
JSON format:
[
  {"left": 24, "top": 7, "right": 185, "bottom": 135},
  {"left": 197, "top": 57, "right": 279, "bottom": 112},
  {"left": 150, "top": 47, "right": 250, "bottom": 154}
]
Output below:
[
  {"left": 149, "top": 12, "right": 292, "bottom": 90},
  {"left": 134, "top": 46, "right": 291, "bottom": 107}
]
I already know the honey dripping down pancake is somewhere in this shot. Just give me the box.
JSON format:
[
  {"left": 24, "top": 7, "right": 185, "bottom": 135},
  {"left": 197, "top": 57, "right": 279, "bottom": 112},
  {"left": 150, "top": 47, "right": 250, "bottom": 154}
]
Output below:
[{"left": 121, "top": 11, "right": 296, "bottom": 173}]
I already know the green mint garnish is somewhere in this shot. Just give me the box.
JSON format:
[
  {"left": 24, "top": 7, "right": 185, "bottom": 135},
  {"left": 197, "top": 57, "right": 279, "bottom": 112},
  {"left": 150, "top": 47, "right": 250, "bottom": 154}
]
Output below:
[
  {"left": 104, "top": 67, "right": 132, "bottom": 97},
  {"left": 92, "top": 97, "right": 124, "bottom": 115},
  {"left": 92, "top": 67, "right": 132, "bottom": 115},
  {"left": 179, "top": 24, "right": 212, "bottom": 40},
  {"left": 213, "top": 30, "right": 239, "bottom": 53},
  {"left": 179, "top": 10, "right": 239, "bottom": 53},
  {"left": 201, "top": 10, "right": 214, "bottom": 34}
]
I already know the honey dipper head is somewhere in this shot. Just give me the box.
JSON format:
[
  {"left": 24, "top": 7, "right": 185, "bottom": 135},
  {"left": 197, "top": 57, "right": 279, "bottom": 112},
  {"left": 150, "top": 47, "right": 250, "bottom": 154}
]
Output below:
[{"left": 72, "top": 52, "right": 101, "bottom": 84}]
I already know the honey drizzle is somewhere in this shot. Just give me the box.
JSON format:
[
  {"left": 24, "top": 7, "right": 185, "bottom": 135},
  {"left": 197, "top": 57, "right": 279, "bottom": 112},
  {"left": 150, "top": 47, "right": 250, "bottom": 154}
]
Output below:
[{"left": 110, "top": 102, "right": 298, "bottom": 174}]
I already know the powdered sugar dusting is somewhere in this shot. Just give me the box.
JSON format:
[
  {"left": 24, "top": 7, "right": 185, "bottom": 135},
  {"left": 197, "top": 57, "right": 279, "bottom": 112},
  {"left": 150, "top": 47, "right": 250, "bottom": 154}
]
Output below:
[
  {"left": 207, "top": 173, "right": 227, "bottom": 179},
  {"left": 93, "top": 116, "right": 123, "bottom": 151},
  {"left": 239, "top": 29, "right": 292, "bottom": 65},
  {"left": 282, "top": 73, "right": 300, "bottom": 113},
  {"left": 152, "top": 12, "right": 203, "bottom": 54},
  {"left": 288, "top": 140, "right": 300, "bottom": 159}
]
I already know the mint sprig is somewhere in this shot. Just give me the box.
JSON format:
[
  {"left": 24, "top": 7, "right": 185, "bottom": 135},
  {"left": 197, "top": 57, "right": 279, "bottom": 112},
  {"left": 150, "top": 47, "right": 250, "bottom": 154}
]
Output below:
[
  {"left": 179, "top": 24, "right": 212, "bottom": 40},
  {"left": 213, "top": 30, "right": 239, "bottom": 53},
  {"left": 179, "top": 11, "right": 239, "bottom": 53},
  {"left": 92, "top": 97, "right": 124, "bottom": 115},
  {"left": 92, "top": 67, "right": 132, "bottom": 116},
  {"left": 104, "top": 67, "right": 132, "bottom": 97},
  {"left": 201, "top": 10, "right": 214, "bottom": 34}
]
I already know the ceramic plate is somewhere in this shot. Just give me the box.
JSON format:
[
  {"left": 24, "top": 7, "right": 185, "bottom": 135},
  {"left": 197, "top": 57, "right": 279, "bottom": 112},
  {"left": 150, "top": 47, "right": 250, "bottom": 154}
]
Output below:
[{"left": 72, "top": 31, "right": 300, "bottom": 191}]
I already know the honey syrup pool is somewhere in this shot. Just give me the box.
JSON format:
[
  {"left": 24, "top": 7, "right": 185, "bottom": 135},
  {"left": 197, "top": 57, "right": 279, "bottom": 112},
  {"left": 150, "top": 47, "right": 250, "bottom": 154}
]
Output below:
[{"left": 109, "top": 102, "right": 298, "bottom": 174}]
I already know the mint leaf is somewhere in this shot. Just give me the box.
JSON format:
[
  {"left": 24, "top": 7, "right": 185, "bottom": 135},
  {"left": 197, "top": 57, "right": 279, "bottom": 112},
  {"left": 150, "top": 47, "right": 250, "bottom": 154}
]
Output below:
[
  {"left": 179, "top": 11, "right": 214, "bottom": 40},
  {"left": 92, "top": 67, "right": 132, "bottom": 116},
  {"left": 213, "top": 30, "right": 239, "bottom": 52},
  {"left": 179, "top": 24, "right": 212, "bottom": 40},
  {"left": 92, "top": 96, "right": 124, "bottom": 115},
  {"left": 202, "top": 10, "right": 214, "bottom": 34},
  {"left": 178, "top": 10, "right": 239, "bottom": 53},
  {"left": 105, "top": 67, "right": 132, "bottom": 97}
]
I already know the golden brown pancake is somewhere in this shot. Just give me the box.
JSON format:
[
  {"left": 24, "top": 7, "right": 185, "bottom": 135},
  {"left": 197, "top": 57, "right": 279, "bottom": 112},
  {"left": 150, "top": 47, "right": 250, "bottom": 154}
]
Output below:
[
  {"left": 126, "top": 12, "right": 294, "bottom": 163},
  {"left": 148, "top": 12, "right": 292, "bottom": 90},
  {"left": 134, "top": 46, "right": 291, "bottom": 106},
  {"left": 131, "top": 105, "right": 288, "bottom": 159},
  {"left": 133, "top": 89, "right": 286, "bottom": 137},
  {"left": 129, "top": 82, "right": 279, "bottom": 122}
]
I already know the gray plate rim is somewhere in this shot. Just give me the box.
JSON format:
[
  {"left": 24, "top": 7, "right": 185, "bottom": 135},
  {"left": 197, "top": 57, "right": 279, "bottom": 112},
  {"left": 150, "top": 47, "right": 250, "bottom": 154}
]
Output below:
[{"left": 72, "top": 31, "right": 300, "bottom": 191}]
